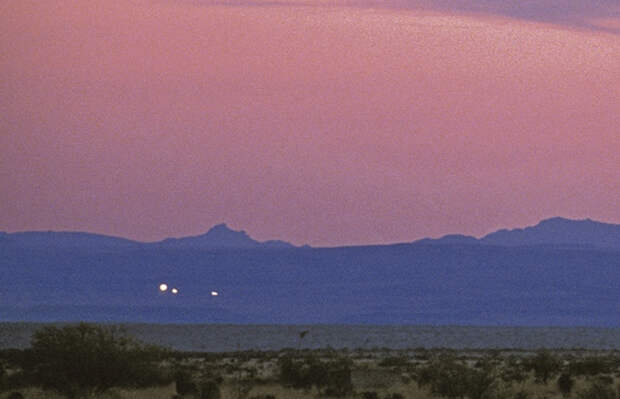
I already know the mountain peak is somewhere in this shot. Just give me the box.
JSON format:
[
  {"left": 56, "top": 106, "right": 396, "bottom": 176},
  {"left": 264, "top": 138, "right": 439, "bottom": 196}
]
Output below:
[
  {"left": 159, "top": 223, "right": 294, "bottom": 249},
  {"left": 538, "top": 216, "right": 570, "bottom": 224},
  {"left": 413, "top": 217, "right": 620, "bottom": 250},
  {"left": 204, "top": 223, "right": 249, "bottom": 237},
  {"left": 208, "top": 223, "right": 234, "bottom": 232},
  {"left": 481, "top": 217, "right": 620, "bottom": 249},
  {"left": 537, "top": 216, "right": 594, "bottom": 226}
]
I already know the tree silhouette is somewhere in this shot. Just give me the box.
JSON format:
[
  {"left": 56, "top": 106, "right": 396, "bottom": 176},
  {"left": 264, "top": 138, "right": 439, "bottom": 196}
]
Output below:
[{"left": 24, "top": 323, "right": 168, "bottom": 398}]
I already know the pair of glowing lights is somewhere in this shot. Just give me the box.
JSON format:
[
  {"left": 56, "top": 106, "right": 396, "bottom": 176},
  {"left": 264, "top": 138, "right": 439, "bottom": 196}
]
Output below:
[
  {"left": 158, "top": 283, "right": 178, "bottom": 294},
  {"left": 158, "top": 283, "right": 218, "bottom": 297}
]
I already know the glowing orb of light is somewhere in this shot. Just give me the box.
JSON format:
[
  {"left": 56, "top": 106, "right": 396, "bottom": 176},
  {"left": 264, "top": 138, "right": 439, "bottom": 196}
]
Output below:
[
  {"left": 211, "top": 291, "right": 218, "bottom": 296},
  {"left": 171, "top": 288, "right": 179, "bottom": 294},
  {"left": 159, "top": 283, "right": 168, "bottom": 292}
]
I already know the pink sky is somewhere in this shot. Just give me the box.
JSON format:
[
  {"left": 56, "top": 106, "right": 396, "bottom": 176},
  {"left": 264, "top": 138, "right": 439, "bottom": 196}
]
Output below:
[{"left": 2, "top": 0, "right": 619, "bottom": 246}]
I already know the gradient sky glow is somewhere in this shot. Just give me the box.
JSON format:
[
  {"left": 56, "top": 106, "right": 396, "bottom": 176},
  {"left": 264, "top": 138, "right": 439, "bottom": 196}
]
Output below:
[{"left": 2, "top": 0, "right": 619, "bottom": 246}]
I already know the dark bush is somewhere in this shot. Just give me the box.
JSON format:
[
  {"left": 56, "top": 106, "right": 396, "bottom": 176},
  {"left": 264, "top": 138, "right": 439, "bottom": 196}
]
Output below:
[
  {"left": 500, "top": 356, "right": 528, "bottom": 386},
  {"left": 21, "top": 323, "right": 170, "bottom": 399},
  {"left": 361, "top": 392, "right": 379, "bottom": 399},
  {"left": 576, "top": 379, "right": 617, "bottom": 399},
  {"left": 278, "top": 356, "right": 316, "bottom": 390},
  {"left": 199, "top": 379, "right": 221, "bottom": 399},
  {"left": 384, "top": 394, "right": 405, "bottom": 399},
  {"left": 513, "top": 390, "right": 530, "bottom": 399},
  {"left": 175, "top": 369, "right": 198, "bottom": 396},
  {"left": 0, "top": 363, "right": 5, "bottom": 391},
  {"left": 569, "top": 357, "right": 613, "bottom": 377},
  {"left": 7, "top": 392, "right": 24, "bottom": 399},
  {"left": 278, "top": 355, "right": 352, "bottom": 397},
  {"left": 378, "top": 357, "right": 410, "bottom": 369},
  {"left": 322, "top": 359, "right": 353, "bottom": 397},
  {"left": 466, "top": 366, "right": 497, "bottom": 399},
  {"left": 525, "top": 350, "right": 561, "bottom": 384},
  {"left": 596, "top": 375, "right": 614, "bottom": 386},
  {"left": 557, "top": 373, "right": 574, "bottom": 397},
  {"left": 415, "top": 355, "right": 500, "bottom": 399},
  {"left": 416, "top": 356, "right": 470, "bottom": 399},
  {"left": 1, "top": 368, "right": 32, "bottom": 391}
]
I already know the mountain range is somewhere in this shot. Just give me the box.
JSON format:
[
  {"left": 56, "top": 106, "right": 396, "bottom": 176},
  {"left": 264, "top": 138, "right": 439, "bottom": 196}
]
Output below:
[
  {"left": 2, "top": 217, "right": 619, "bottom": 250},
  {"left": 418, "top": 217, "right": 620, "bottom": 250},
  {"left": 0, "top": 223, "right": 294, "bottom": 250},
  {"left": 1, "top": 217, "right": 618, "bottom": 325}
]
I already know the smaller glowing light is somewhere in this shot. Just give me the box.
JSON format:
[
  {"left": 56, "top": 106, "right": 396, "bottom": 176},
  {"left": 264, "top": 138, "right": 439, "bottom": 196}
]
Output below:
[
  {"left": 171, "top": 288, "right": 178, "bottom": 294},
  {"left": 211, "top": 291, "right": 218, "bottom": 296},
  {"left": 159, "top": 283, "right": 168, "bottom": 292}
]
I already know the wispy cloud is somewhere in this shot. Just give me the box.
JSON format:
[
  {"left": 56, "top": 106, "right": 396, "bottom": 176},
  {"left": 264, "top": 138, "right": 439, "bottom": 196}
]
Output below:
[{"left": 166, "top": 0, "right": 620, "bottom": 33}]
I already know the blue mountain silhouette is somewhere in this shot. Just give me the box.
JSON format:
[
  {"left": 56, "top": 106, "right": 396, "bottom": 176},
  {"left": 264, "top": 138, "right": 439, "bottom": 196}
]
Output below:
[
  {"left": 415, "top": 217, "right": 620, "bottom": 250},
  {"left": 1, "top": 224, "right": 295, "bottom": 250},
  {"left": 1, "top": 217, "right": 618, "bottom": 325},
  {"left": 156, "top": 223, "right": 294, "bottom": 249}
]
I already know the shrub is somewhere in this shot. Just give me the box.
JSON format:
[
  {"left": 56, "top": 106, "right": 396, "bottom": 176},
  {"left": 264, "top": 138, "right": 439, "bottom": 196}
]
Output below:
[
  {"left": 569, "top": 357, "right": 613, "bottom": 377},
  {"left": 525, "top": 350, "right": 561, "bottom": 384},
  {"left": 513, "top": 389, "right": 530, "bottom": 399},
  {"left": 378, "top": 357, "right": 410, "bottom": 369},
  {"left": 199, "top": 379, "right": 221, "bottom": 399},
  {"left": 576, "top": 379, "right": 617, "bottom": 399},
  {"left": 500, "top": 357, "right": 528, "bottom": 387},
  {"left": 21, "top": 323, "right": 170, "bottom": 399},
  {"left": 361, "top": 392, "right": 379, "bottom": 399},
  {"left": 278, "top": 355, "right": 352, "bottom": 397},
  {"left": 322, "top": 359, "right": 353, "bottom": 397},
  {"left": 278, "top": 356, "right": 316, "bottom": 390},
  {"left": 175, "top": 369, "right": 199, "bottom": 396},
  {"left": 597, "top": 375, "right": 614, "bottom": 386},
  {"left": 466, "top": 357, "right": 498, "bottom": 399},
  {"left": 0, "top": 362, "right": 5, "bottom": 390},
  {"left": 417, "top": 356, "right": 470, "bottom": 399},
  {"left": 556, "top": 373, "right": 574, "bottom": 398},
  {"left": 415, "top": 355, "right": 502, "bottom": 399}
]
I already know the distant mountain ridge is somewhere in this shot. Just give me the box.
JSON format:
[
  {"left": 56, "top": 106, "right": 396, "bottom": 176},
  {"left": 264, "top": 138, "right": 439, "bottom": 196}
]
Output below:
[
  {"left": 415, "top": 217, "right": 620, "bottom": 250},
  {"left": 0, "top": 224, "right": 295, "bottom": 250},
  {"left": 1, "top": 217, "right": 620, "bottom": 250},
  {"left": 480, "top": 217, "right": 620, "bottom": 249},
  {"left": 157, "top": 223, "right": 295, "bottom": 249},
  {"left": 0, "top": 231, "right": 140, "bottom": 249},
  {"left": 1, "top": 217, "right": 619, "bottom": 325}
]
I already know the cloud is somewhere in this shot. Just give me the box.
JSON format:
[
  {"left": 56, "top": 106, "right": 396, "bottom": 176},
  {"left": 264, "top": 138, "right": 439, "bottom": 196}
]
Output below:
[
  {"left": 166, "top": 0, "right": 620, "bottom": 33},
  {"left": 413, "top": 0, "right": 620, "bottom": 33}
]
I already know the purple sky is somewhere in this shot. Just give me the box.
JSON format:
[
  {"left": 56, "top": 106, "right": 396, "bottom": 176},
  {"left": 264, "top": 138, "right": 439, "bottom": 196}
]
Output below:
[{"left": 2, "top": 0, "right": 619, "bottom": 246}]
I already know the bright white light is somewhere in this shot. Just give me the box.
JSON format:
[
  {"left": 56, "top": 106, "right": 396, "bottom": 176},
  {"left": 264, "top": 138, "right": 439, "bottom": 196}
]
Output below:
[
  {"left": 211, "top": 291, "right": 218, "bottom": 296},
  {"left": 159, "top": 283, "right": 168, "bottom": 292},
  {"left": 171, "top": 288, "right": 178, "bottom": 294}
]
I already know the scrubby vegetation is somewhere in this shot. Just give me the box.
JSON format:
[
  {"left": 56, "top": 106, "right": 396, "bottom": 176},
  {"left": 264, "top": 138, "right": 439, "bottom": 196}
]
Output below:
[
  {"left": 1, "top": 326, "right": 620, "bottom": 399},
  {"left": 278, "top": 355, "right": 353, "bottom": 396},
  {"left": 1, "top": 323, "right": 172, "bottom": 398}
]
